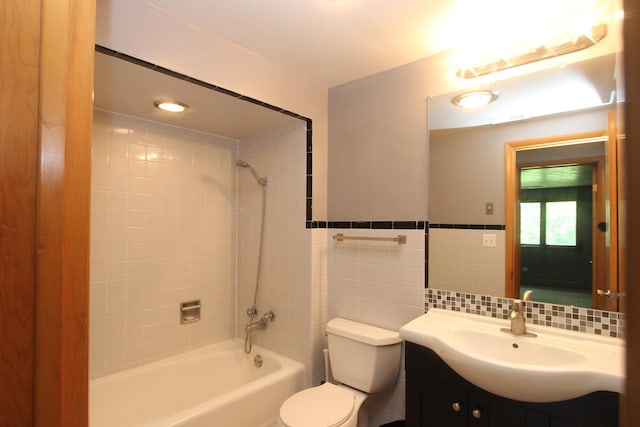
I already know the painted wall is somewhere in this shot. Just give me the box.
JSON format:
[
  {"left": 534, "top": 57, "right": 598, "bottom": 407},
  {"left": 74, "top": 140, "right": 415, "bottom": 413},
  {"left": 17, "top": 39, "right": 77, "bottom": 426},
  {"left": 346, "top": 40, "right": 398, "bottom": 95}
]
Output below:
[
  {"left": 429, "top": 107, "right": 611, "bottom": 225},
  {"left": 328, "top": 60, "right": 432, "bottom": 220}
]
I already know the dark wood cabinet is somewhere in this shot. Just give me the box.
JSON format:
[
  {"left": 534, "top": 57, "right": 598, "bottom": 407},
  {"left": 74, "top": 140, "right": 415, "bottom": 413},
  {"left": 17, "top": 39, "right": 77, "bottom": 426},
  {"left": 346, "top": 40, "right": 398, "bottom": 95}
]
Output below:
[{"left": 405, "top": 342, "right": 618, "bottom": 427}]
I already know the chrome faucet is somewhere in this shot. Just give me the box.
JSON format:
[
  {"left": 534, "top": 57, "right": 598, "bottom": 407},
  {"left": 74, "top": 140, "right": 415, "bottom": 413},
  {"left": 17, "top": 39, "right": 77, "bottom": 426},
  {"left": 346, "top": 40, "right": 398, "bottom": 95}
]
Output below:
[
  {"left": 509, "top": 299, "right": 527, "bottom": 335},
  {"left": 503, "top": 290, "right": 536, "bottom": 337},
  {"left": 245, "top": 310, "right": 275, "bottom": 333}
]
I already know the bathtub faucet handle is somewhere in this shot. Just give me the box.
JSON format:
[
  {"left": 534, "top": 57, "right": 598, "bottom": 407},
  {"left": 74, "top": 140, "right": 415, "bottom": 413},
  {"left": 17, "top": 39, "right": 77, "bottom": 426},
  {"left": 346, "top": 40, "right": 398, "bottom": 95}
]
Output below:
[{"left": 263, "top": 311, "right": 275, "bottom": 323}]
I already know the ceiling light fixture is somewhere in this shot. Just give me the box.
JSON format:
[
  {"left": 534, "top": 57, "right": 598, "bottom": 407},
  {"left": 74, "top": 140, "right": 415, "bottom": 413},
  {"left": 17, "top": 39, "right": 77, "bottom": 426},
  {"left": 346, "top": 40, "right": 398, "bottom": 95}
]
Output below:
[
  {"left": 455, "top": 23, "right": 607, "bottom": 79},
  {"left": 154, "top": 100, "right": 189, "bottom": 113},
  {"left": 451, "top": 90, "right": 499, "bottom": 109}
]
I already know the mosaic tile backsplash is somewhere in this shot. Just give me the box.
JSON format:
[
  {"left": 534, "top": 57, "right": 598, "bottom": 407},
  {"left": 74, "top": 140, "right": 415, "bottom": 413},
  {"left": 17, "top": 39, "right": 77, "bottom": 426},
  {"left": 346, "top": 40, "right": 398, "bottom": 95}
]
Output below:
[{"left": 426, "top": 288, "right": 625, "bottom": 338}]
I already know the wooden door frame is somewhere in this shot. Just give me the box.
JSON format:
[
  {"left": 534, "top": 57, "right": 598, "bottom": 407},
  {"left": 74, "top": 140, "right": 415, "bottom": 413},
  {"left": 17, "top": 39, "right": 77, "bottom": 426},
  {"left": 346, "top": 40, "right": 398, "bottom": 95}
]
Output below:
[
  {"left": 1, "top": 1, "right": 95, "bottom": 425},
  {"left": 622, "top": 0, "right": 640, "bottom": 425},
  {"left": 505, "top": 131, "right": 609, "bottom": 299}
]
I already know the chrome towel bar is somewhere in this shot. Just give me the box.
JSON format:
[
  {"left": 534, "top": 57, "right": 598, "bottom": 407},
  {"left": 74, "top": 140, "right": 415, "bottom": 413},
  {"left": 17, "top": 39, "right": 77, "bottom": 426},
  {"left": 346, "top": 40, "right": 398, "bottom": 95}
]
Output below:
[{"left": 332, "top": 233, "right": 406, "bottom": 244}]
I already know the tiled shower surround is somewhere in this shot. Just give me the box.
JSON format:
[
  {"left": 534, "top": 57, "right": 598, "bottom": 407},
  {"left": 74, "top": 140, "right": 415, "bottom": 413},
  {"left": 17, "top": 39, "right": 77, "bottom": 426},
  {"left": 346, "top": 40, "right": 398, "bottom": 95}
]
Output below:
[
  {"left": 235, "top": 123, "right": 321, "bottom": 386},
  {"left": 90, "top": 110, "right": 238, "bottom": 377},
  {"left": 90, "top": 109, "right": 318, "bottom": 384},
  {"left": 426, "top": 288, "right": 625, "bottom": 338}
]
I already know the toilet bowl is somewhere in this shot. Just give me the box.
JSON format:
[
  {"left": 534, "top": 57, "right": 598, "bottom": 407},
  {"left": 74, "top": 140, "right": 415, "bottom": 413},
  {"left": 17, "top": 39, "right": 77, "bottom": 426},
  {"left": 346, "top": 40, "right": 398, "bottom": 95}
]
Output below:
[
  {"left": 278, "top": 318, "right": 402, "bottom": 427},
  {"left": 278, "top": 382, "right": 366, "bottom": 427}
]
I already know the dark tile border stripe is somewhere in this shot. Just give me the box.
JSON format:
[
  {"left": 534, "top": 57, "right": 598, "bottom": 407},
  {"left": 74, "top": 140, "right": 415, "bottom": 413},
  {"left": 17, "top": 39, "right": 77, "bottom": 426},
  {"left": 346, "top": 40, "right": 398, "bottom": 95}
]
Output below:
[
  {"left": 94, "top": 45, "right": 315, "bottom": 225},
  {"left": 429, "top": 223, "right": 506, "bottom": 230},
  {"left": 312, "top": 220, "right": 428, "bottom": 230}
]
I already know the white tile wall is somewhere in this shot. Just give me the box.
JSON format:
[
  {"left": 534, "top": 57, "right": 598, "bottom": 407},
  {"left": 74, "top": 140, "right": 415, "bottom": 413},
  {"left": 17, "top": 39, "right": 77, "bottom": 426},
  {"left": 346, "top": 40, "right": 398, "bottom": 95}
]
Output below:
[
  {"left": 235, "top": 123, "right": 317, "bottom": 385},
  {"left": 90, "top": 110, "right": 238, "bottom": 377},
  {"left": 327, "top": 228, "right": 425, "bottom": 425},
  {"left": 428, "top": 228, "right": 505, "bottom": 297}
]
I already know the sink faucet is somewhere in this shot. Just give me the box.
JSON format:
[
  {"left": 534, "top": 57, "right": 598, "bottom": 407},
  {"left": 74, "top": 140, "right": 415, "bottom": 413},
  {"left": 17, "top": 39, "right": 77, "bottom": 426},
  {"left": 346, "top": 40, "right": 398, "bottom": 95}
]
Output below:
[{"left": 507, "top": 290, "right": 534, "bottom": 336}]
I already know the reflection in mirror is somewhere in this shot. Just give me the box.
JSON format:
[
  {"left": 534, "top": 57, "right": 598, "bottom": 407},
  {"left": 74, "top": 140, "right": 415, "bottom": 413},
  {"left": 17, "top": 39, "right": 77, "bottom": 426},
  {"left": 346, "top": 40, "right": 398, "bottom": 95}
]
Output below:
[
  {"left": 508, "top": 136, "right": 608, "bottom": 310},
  {"left": 428, "top": 54, "right": 621, "bottom": 311}
]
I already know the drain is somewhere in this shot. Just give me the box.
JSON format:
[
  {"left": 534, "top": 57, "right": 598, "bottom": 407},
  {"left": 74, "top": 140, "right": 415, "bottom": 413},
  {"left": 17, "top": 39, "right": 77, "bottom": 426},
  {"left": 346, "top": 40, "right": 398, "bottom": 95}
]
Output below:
[
  {"left": 512, "top": 343, "right": 519, "bottom": 349},
  {"left": 254, "top": 354, "right": 263, "bottom": 368}
]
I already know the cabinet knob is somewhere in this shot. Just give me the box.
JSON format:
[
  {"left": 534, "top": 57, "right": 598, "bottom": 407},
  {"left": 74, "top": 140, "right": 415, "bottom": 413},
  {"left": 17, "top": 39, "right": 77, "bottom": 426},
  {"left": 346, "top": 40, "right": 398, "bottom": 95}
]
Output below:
[
  {"left": 451, "top": 402, "right": 462, "bottom": 412},
  {"left": 472, "top": 408, "right": 482, "bottom": 419}
]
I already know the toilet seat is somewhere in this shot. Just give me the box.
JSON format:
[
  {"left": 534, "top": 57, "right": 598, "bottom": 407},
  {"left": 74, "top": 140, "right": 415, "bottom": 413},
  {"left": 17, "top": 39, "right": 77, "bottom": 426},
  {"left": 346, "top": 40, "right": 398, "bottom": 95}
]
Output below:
[{"left": 279, "top": 383, "right": 355, "bottom": 427}]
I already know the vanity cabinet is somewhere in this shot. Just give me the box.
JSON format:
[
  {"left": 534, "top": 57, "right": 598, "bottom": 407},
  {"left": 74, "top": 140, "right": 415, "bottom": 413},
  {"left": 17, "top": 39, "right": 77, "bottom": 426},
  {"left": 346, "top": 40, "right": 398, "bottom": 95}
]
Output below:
[{"left": 405, "top": 342, "right": 619, "bottom": 427}]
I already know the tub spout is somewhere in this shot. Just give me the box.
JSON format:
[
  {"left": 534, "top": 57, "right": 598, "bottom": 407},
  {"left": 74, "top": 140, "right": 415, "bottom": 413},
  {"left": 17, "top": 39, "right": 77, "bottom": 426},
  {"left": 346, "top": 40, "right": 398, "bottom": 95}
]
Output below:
[{"left": 245, "top": 311, "right": 275, "bottom": 333}]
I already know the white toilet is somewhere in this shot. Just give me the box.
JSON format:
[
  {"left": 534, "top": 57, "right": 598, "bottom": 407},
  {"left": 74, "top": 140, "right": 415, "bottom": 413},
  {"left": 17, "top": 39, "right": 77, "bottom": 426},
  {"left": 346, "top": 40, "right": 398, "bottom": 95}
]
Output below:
[{"left": 279, "top": 318, "right": 403, "bottom": 427}]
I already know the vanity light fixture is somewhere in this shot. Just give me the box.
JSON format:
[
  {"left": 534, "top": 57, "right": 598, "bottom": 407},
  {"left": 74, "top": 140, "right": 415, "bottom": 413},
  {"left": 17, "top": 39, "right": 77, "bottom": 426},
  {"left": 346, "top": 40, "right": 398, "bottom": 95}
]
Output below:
[
  {"left": 154, "top": 100, "right": 189, "bottom": 113},
  {"left": 456, "top": 23, "right": 607, "bottom": 79},
  {"left": 451, "top": 90, "right": 499, "bottom": 109}
]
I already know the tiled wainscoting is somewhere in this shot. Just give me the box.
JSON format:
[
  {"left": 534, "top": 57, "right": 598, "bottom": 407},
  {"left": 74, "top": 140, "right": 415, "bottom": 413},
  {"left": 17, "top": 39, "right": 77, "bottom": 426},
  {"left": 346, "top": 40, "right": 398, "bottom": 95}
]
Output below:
[
  {"left": 326, "top": 227, "right": 426, "bottom": 426},
  {"left": 426, "top": 288, "right": 625, "bottom": 338},
  {"left": 428, "top": 227, "right": 505, "bottom": 297}
]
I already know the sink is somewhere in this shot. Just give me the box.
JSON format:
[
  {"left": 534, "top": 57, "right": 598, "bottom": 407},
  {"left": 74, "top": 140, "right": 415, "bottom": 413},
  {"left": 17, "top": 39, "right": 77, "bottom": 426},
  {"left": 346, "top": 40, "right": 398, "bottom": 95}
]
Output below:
[{"left": 400, "top": 309, "right": 624, "bottom": 403}]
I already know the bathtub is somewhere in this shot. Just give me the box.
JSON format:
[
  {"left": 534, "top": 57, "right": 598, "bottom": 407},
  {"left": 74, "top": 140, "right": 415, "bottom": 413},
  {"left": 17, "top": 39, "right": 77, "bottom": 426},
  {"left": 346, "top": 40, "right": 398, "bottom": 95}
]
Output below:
[{"left": 90, "top": 339, "right": 306, "bottom": 427}]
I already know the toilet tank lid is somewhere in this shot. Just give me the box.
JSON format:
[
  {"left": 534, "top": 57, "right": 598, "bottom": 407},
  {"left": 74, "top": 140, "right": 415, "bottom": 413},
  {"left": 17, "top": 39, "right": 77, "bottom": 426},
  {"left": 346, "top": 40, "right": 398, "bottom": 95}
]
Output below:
[{"left": 326, "top": 318, "right": 402, "bottom": 346}]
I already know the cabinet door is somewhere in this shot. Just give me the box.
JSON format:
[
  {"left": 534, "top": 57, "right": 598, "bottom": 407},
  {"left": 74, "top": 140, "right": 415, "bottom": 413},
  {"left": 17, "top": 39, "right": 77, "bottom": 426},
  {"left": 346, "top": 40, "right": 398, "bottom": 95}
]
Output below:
[{"left": 417, "top": 378, "right": 467, "bottom": 427}]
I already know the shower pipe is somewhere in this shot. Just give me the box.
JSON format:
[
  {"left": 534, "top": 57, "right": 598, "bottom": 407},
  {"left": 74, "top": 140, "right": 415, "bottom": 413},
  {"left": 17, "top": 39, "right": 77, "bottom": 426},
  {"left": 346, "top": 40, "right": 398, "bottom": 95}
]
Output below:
[{"left": 236, "top": 159, "right": 267, "bottom": 353}]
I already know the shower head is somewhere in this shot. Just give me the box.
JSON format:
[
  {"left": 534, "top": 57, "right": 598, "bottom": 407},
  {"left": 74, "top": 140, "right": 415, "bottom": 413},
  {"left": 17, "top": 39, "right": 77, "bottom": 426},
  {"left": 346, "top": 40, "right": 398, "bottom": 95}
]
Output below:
[{"left": 236, "top": 159, "right": 267, "bottom": 186}]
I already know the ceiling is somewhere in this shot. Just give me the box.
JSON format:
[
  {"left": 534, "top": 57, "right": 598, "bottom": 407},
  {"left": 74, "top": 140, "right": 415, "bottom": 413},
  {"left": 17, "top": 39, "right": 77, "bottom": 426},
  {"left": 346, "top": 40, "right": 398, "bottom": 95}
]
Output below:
[
  {"left": 140, "top": 0, "right": 453, "bottom": 87},
  {"left": 140, "top": 0, "right": 616, "bottom": 88},
  {"left": 94, "top": 1, "right": 618, "bottom": 136},
  {"left": 94, "top": 51, "right": 303, "bottom": 139}
]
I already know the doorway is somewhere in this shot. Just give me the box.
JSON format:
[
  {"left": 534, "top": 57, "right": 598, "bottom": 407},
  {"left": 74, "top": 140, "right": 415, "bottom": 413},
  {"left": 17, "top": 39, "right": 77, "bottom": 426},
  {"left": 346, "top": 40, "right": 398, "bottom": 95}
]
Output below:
[
  {"left": 517, "top": 160, "right": 604, "bottom": 308},
  {"left": 505, "top": 131, "right": 612, "bottom": 310}
]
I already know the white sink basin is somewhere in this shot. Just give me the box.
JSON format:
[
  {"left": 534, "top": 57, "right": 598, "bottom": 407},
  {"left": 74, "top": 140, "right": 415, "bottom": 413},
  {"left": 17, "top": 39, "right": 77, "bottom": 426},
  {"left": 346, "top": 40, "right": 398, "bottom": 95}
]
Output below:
[{"left": 400, "top": 309, "right": 624, "bottom": 403}]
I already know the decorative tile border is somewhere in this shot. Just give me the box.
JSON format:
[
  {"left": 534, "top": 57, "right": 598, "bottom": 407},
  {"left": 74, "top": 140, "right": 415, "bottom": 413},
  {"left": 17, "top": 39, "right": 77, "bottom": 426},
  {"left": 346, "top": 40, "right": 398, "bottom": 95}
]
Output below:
[{"left": 425, "top": 288, "right": 625, "bottom": 338}]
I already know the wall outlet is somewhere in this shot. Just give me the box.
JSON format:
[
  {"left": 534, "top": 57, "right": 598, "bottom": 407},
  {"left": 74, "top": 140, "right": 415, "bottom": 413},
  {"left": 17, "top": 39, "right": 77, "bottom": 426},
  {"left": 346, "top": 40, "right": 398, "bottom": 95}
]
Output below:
[{"left": 482, "top": 233, "right": 496, "bottom": 247}]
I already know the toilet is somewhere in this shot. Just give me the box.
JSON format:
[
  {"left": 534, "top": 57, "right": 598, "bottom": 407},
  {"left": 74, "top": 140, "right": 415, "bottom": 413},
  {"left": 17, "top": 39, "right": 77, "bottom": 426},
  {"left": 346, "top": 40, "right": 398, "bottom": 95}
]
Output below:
[{"left": 279, "top": 318, "right": 403, "bottom": 427}]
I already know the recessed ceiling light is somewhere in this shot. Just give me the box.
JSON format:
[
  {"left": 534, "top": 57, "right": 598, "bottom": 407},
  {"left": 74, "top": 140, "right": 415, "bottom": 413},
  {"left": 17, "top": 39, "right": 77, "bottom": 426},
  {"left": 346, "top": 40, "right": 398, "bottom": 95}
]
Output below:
[
  {"left": 451, "top": 90, "right": 499, "bottom": 109},
  {"left": 154, "top": 100, "right": 189, "bottom": 113}
]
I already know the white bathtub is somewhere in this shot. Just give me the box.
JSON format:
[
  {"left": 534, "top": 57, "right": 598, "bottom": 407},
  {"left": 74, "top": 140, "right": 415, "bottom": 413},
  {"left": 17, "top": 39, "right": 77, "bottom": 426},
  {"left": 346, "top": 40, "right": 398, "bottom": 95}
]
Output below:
[{"left": 90, "top": 339, "right": 306, "bottom": 427}]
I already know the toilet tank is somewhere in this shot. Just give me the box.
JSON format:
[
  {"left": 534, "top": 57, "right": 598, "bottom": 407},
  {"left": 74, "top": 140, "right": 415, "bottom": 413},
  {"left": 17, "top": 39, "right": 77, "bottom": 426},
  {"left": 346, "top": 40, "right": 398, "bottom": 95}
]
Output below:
[{"left": 326, "top": 318, "right": 402, "bottom": 393}]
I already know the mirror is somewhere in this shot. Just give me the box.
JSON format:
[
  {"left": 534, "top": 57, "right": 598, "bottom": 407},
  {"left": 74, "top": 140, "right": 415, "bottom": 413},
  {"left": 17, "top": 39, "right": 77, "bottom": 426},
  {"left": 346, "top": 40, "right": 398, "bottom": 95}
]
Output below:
[{"left": 427, "top": 53, "right": 621, "bottom": 311}]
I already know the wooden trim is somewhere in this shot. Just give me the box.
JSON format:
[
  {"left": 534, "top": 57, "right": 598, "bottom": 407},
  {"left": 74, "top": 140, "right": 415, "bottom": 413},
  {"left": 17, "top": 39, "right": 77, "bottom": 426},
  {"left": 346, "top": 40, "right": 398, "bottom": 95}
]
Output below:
[
  {"left": 593, "top": 159, "right": 606, "bottom": 310},
  {"left": 504, "top": 130, "right": 608, "bottom": 299},
  {"left": 606, "top": 112, "right": 619, "bottom": 312},
  {"left": 0, "top": 2, "right": 41, "bottom": 425},
  {"left": 33, "top": 1, "right": 95, "bottom": 426},
  {"left": 622, "top": 0, "right": 640, "bottom": 425},
  {"left": 504, "top": 143, "right": 518, "bottom": 298}
]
